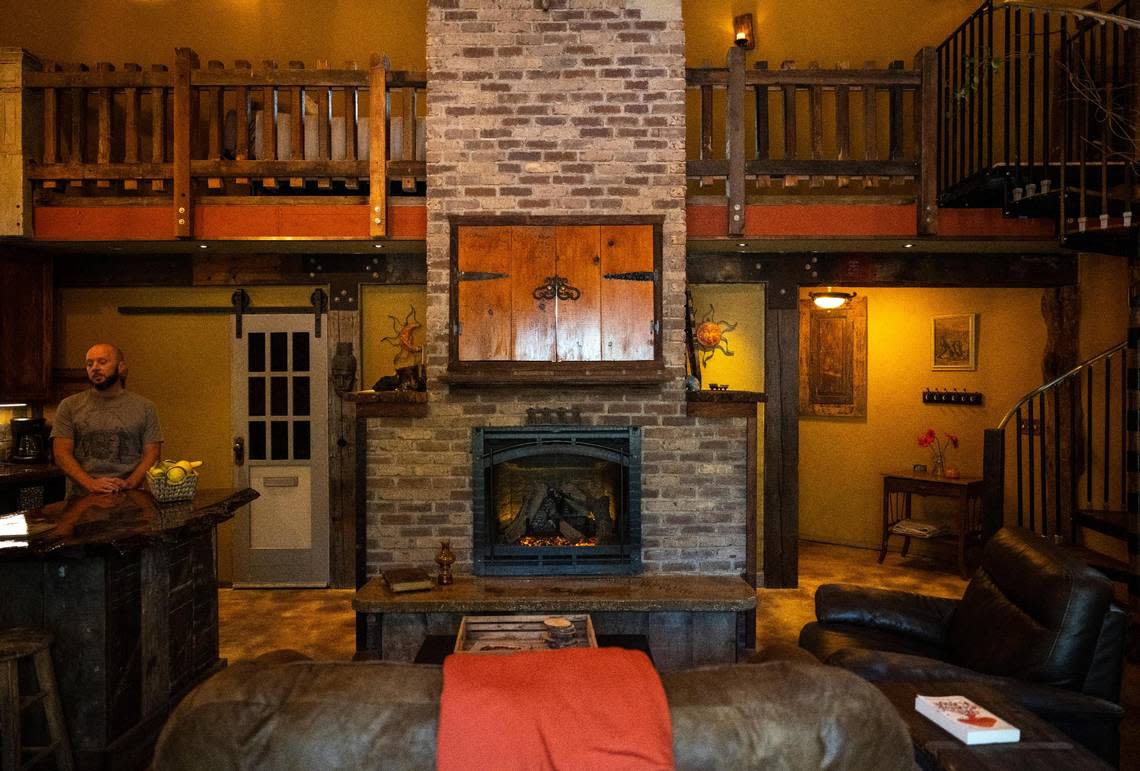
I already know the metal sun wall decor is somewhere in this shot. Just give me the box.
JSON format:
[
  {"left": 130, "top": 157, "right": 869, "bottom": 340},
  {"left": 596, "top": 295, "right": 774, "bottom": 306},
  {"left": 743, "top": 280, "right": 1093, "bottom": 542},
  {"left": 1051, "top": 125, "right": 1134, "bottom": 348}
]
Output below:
[
  {"left": 380, "top": 305, "right": 424, "bottom": 367},
  {"left": 693, "top": 304, "right": 738, "bottom": 366}
]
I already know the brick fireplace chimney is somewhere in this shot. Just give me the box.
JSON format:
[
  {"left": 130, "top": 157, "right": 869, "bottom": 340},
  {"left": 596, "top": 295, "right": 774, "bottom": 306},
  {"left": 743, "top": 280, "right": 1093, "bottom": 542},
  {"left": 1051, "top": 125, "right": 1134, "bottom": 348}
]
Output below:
[{"left": 362, "top": 0, "right": 748, "bottom": 578}]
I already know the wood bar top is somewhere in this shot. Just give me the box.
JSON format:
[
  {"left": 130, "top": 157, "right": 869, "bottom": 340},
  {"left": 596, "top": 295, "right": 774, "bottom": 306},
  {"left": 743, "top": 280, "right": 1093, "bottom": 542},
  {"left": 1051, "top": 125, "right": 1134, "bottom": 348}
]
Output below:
[
  {"left": 0, "top": 462, "right": 65, "bottom": 486},
  {"left": 353, "top": 573, "right": 757, "bottom": 614},
  {"left": 0, "top": 487, "right": 257, "bottom": 557}
]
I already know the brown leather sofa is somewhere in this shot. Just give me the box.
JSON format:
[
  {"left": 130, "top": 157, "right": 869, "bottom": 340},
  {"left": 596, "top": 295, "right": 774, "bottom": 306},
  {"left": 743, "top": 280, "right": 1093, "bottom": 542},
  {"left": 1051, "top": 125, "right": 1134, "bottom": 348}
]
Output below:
[
  {"left": 153, "top": 656, "right": 914, "bottom": 770},
  {"left": 799, "top": 526, "right": 1126, "bottom": 766}
]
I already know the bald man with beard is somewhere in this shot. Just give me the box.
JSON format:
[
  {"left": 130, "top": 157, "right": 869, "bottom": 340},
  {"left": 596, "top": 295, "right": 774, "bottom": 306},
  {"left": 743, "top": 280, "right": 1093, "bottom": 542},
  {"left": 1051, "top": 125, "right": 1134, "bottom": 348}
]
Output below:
[{"left": 51, "top": 343, "right": 163, "bottom": 494}]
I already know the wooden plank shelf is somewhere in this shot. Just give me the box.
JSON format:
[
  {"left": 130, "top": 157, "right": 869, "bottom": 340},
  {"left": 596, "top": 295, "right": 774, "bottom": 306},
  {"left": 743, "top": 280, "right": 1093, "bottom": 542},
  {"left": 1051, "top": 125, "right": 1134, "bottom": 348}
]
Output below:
[
  {"left": 344, "top": 390, "right": 428, "bottom": 418},
  {"left": 686, "top": 389, "right": 765, "bottom": 417}
]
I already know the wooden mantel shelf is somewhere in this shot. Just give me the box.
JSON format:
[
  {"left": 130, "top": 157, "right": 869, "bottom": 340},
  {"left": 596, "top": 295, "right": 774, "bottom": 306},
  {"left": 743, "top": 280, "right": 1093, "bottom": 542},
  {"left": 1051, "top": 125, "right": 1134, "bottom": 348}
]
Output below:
[
  {"left": 685, "top": 389, "right": 765, "bottom": 417},
  {"left": 441, "top": 365, "right": 672, "bottom": 388},
  {"left": 343, "top": 390, "right": 429, "bottom": 418}
]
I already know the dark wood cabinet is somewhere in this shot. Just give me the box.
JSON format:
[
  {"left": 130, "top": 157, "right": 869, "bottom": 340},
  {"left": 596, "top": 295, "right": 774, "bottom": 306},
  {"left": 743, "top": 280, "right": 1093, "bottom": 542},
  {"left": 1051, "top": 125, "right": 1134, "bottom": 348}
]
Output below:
[
  {"left": 452, "top": 222, "right": 659, "bottom": 369},
  {"left": 0, "top": 251, "right": 52, "bottom": 401}
]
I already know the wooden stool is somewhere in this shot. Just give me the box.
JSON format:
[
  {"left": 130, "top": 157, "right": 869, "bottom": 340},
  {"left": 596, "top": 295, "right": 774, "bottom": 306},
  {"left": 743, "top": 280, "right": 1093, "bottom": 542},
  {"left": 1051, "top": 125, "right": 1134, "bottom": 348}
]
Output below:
[{"left": 0, "top": 628, "right": 73, "bottom": 771}]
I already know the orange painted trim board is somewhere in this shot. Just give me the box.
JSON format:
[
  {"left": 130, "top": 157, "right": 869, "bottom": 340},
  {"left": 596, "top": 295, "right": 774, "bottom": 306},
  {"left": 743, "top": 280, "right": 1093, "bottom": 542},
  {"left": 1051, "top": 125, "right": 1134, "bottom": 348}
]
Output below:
[
  {"left": 33, "top": 203, "right": 428, "bottom": 241},
  {"left": 687, "top": 204, "right": 916, "bottom": 237}
]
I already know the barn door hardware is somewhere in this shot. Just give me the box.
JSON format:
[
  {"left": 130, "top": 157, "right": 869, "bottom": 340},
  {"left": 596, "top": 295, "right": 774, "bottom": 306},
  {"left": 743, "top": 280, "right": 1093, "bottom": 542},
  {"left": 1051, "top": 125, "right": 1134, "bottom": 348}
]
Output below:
[
  {"left": 533, "top": 275, "right": 581, "bottom": 302},
  {"left": 117, "top": 287, "right": 329, "bottom": 339},
  {"left": 603, "top": 271, "right": 654, "bottom": 281}
]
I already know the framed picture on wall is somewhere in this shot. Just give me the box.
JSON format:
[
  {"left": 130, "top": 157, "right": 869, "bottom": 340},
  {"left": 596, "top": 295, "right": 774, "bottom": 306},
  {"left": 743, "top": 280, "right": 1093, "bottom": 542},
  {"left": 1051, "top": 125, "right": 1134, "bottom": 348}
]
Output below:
[{"left": 932, "top": 314, "right": 977, "bottom": 370}]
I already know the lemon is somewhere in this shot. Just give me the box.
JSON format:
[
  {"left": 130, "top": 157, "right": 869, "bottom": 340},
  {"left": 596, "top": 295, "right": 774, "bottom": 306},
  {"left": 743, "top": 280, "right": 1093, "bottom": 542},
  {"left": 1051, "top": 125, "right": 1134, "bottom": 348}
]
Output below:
[
  {"left": 147, "top": 465, "right": 166, "bottom": 480},
  {"left": 166, "top": 466, "right": 187, "bottom": 485}
]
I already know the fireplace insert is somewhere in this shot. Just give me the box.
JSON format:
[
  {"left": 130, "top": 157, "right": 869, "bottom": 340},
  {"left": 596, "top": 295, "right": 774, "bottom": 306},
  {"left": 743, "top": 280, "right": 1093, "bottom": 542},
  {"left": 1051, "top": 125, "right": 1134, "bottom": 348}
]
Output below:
[{"left": 472, "top": 426, "right": 641, "bottom": 575}]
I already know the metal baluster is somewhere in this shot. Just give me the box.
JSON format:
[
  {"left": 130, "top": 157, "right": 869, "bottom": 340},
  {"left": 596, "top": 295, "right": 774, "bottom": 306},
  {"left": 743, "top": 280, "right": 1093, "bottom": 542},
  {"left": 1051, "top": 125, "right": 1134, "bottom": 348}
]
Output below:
[
  {"left": 1028, "top": 398, "right": 1036, "bottom": 529},
  {"left": 1040, "top": 392, "right": 1048, "bottom": 535},
  {"left": 1088, "top": 365, "right": 1095, "bottom": 501},
  {"left": 1016, "top": 405, "right": 1025, "bottom": 524},
  {"left": 1106, "top": 356, "right": 1113, "bottom": 504},
  {"left": 1054, "top": 387, "right": 1062, "bottom": 538}
]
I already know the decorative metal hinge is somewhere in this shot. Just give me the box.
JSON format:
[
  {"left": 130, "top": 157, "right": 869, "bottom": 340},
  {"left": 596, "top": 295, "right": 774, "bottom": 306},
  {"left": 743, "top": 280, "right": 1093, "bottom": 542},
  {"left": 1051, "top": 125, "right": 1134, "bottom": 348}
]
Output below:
[
  {"left": 604, "top": 271, "right": 655, "bottom": 282},
  {"left": 458, "top": 271, "right": 510, "bottom": 281}
]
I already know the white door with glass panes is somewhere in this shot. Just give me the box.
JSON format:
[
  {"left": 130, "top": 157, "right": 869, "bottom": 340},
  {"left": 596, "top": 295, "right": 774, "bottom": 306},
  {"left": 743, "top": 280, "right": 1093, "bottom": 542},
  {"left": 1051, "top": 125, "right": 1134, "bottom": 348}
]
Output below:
[{"left": 231, "top": 315, "right": 329, "bottom": 586}]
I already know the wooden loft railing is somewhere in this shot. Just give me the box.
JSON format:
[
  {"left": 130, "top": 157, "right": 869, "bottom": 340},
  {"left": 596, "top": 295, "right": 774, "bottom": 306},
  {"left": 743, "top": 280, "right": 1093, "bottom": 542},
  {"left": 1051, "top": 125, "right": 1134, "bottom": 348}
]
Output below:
[
  {"left": 4, "top": 47, "right": 426, "bottom": 238},
  {"left": 684, "top": 46, "right": 938, "bottom": 235},
  {"left": 935, "top": 0, "right": 1139, "bottom": 250}
]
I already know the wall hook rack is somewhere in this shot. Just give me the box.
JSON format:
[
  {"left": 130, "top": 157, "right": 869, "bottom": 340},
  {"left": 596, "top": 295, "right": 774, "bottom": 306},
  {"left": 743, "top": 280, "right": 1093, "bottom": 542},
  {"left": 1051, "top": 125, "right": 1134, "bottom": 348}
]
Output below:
[{"left": 923, "top": 388, "right": 983, "bottom": 406}]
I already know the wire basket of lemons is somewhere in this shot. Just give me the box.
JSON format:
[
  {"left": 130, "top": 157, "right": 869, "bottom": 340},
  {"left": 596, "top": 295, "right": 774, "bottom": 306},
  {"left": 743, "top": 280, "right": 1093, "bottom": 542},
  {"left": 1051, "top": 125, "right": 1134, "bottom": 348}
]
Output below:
[{"left": 146, "top": 459, "right": 203, "bottom": 503}]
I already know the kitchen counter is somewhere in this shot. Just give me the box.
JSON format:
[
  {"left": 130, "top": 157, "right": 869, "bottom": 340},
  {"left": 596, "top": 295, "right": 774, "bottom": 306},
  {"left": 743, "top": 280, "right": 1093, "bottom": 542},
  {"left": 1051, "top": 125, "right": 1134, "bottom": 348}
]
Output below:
[
  {"left": 0, "top": 460, "right": 64, "bottom": 484},
  {"left": 0, "top": 486, "right": 257, "bottom": 556},
  {"left": 0, "top": 487, "right": 257, "bottom": 770}
]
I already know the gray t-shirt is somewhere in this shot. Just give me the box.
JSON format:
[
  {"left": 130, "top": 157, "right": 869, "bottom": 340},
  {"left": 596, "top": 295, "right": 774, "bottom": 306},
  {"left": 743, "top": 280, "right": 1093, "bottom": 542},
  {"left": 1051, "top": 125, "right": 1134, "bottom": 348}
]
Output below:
[{"left": 51, "top": 389, "right": 163, "bottom": 480}]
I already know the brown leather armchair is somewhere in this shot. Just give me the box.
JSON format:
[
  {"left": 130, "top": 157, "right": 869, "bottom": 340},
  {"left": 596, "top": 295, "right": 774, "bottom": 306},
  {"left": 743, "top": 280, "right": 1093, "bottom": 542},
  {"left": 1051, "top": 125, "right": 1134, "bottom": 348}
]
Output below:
[{"left": 799, "top": 526, "right": 1126, "bottom": 766}]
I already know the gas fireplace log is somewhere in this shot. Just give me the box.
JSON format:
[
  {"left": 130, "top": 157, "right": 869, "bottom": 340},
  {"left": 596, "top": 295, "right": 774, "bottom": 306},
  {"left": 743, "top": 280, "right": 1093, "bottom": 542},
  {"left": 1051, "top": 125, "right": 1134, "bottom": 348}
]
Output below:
[
  {"left": 558, "top": 520, "right": 584, "bottom": 542},
  {"left": 503, "top": 483, "right": 545, "bottom": 543}
]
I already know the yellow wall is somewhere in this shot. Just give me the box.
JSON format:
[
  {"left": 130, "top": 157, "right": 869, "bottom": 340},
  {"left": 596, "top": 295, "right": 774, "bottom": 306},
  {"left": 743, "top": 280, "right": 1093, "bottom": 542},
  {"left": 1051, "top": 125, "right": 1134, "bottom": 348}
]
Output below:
[
  {"left": 360, "top": 285, "right": 427, "bottom": 390},
  {"left": 799, "top": 286, "right": 1048, "bottom": 549},
  {"left": 0, "top": 0, "right": 427, "bottom": 70},
  {"left": 689, "top": 283, "right": 764, "bottom": 391},
  {"left": 684, "top": 0, "right": 981, "bottom": 68},
  {"left": 3, "top": 1, "right": 981, "bottom": 72},
  {"left": 54, "top": 285, "right": 321, "bottom": 581}
]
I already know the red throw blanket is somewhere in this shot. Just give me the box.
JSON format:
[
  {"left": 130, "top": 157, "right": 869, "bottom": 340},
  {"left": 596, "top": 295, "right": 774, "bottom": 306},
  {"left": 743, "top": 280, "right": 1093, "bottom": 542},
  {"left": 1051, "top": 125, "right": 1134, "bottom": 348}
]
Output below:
[{"left": 436, "top": 647, "right": 674, "bottom": 771}]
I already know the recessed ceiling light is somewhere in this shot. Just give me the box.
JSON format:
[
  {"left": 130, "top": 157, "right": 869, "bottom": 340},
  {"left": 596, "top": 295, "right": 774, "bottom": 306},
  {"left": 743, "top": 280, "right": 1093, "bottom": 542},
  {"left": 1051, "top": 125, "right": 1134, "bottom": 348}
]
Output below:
[
  {"left": 738, "top": 242, "right": 747, "bottom": 248},
  {"left": 373, "top": 243, "right": 384, "bottom": 249},
  {"left": 903, "top": 242, "right": 914, "bottom": 248},
  {"left": 199, "top": 243, "right": 208, "bottom": 249}
]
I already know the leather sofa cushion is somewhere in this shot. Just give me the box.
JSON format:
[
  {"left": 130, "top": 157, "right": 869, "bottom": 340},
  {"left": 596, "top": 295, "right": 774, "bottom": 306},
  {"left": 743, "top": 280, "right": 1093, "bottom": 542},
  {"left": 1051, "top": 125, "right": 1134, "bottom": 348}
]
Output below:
[
  {"left": 663, "top": 660, "right": 913, "bottom": 771},
  {"left": 155, "top": 658, "right": 915, "bottom": 771},
  {"left": 946, "top": 527, "right": 1113, "bottom": 689},
  {"left": 814, "top": 583, "right": 957, "bottom": 648},
  {"left": 799, "top": 621, "right": 949, "bottom": 663}
]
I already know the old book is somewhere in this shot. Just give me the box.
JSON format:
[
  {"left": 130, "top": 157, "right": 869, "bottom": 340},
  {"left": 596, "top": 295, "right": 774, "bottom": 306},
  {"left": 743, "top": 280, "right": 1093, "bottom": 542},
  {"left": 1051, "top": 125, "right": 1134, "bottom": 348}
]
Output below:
[
  {"left": 915, "top": 695, "right": 1020, "bottom": 745},
  {"left": 382, "top": 567, "right": 434, "bottom": 593}
]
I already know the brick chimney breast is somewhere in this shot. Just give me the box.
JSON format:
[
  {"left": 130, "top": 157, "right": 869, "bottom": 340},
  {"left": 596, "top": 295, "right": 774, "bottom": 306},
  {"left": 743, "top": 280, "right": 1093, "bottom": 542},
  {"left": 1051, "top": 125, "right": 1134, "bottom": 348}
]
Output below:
[{"left": 362, "top": 0, "right": 746, "bottom": 577}]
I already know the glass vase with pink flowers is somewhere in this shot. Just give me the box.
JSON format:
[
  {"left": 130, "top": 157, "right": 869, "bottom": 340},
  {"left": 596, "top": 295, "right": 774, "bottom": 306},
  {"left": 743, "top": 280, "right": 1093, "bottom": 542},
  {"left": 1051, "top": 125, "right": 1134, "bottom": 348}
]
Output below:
[{"left": 918, "top": 428, "right": 958, "bottom": 477}]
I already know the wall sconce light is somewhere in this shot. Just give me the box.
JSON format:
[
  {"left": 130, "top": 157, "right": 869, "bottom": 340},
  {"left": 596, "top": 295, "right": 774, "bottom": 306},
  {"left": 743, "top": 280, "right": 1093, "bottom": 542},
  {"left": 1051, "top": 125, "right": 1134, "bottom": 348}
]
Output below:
[
  {"left": 809, "top": 288, "right": 857, "bottom": 309},
  {"left": 733, "top": 13, "right": 756, "bottom": 50}
]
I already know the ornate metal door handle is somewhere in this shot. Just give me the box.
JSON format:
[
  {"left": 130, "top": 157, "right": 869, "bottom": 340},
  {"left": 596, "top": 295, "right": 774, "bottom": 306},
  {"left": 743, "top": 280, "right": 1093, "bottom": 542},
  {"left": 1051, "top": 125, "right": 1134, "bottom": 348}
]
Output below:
[{"left": 533, "top": 275, "right": 581, "bottom": 302}]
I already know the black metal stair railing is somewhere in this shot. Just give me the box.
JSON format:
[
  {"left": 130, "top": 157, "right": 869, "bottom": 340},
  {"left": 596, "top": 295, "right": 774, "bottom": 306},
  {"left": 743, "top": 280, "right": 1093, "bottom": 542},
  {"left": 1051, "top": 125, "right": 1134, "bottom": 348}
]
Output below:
[
  {"left": 936, "top": 0, "right": 1138, "bottom": 247},
  {"left": 982, "top": 342, "right": 1129, "bottom": 578}
]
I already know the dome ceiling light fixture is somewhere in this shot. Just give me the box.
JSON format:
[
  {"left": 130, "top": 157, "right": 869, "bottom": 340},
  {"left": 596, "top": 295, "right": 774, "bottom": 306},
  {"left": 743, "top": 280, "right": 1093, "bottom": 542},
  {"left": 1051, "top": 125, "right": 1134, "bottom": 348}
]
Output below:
[{"left": 809, "top": 288, "right": 857, "bottom": 309}]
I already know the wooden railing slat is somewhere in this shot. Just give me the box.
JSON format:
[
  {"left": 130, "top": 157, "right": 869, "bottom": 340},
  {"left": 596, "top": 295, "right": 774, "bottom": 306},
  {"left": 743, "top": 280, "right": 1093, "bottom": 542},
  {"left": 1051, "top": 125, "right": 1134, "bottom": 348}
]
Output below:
[
  {"left": 400, "top": 84, "right": 416, "bottom": 192},
  {"left": 261, "top": 60, "right": 278, "bottom": 187},
  {"left": 808, "top": 62, "right": 823, "bottom": 187},
  {"left": 726, "top": 47, "right": 745, "bottom": 232},
  {"left": 288, "top": 60, "right": 305, "bottom": 188},
  {"left": 862, "top": 62, "right": 878, "bottom": 188},
  {"left": 150, "top": 64, "right": 167, "bottom": 192}
]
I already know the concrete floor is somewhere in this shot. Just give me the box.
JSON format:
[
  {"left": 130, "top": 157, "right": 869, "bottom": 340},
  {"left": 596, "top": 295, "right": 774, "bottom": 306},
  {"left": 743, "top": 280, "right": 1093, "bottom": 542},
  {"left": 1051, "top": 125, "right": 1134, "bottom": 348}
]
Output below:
[{"left": 218, "top": 539, "right": 1137, "bottom": 769}]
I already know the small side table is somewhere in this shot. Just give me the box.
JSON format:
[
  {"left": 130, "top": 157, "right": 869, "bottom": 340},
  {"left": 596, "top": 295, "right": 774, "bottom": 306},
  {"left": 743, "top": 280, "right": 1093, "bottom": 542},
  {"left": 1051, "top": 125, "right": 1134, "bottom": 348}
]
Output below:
[
  {"left": 880, "top": 471, "right": 984, "bottom": 579},
  {"left": 877, "top": 681, "right": 1112, "bottom": 769}
]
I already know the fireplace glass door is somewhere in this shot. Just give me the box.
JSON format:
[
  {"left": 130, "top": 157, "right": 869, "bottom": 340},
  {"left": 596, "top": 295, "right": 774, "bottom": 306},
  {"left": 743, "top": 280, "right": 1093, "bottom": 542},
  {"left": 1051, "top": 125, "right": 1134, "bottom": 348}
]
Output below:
[{"left": 473, "top": 427, "right": 641, "bottom": 575}]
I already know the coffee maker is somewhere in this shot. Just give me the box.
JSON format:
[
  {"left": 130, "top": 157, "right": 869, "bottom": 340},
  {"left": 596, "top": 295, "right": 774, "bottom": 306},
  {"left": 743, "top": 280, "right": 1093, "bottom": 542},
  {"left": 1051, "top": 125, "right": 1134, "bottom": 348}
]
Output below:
[{"left": 10, "top": 417, "right": 48, "bottom": 463}]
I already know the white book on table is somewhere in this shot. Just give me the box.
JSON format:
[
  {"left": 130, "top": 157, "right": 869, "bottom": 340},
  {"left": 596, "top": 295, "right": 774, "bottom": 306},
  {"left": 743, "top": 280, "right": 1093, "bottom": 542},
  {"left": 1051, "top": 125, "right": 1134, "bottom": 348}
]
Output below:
[{"left": 915, "top": 695, "right": 1021, "bottom": 745}]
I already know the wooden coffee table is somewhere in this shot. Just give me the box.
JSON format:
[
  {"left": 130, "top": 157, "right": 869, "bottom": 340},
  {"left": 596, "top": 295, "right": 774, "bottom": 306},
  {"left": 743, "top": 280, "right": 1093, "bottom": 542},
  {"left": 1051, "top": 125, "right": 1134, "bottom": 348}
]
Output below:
[{"left": 876, "top": 681, "right": 1112, "bottom": 770}]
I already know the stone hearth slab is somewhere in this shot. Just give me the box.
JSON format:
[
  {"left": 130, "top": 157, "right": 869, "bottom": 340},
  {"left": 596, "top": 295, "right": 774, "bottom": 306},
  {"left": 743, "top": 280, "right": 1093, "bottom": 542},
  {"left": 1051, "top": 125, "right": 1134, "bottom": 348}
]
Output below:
[{"left": 353, "top": 575, "right": 756, "bottom": 672}]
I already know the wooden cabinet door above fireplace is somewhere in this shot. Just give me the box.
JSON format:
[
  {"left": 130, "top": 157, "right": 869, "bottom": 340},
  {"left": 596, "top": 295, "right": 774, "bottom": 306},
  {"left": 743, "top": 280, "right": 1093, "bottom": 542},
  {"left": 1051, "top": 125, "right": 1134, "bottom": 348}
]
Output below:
[{"left": 453, "top": 223, "right": 659, "bottom": 369}]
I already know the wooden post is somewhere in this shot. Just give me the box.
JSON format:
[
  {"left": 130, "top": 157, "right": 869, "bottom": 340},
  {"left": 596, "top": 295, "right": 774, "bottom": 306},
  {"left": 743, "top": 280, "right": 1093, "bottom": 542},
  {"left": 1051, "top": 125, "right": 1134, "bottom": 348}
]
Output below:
[
  {"left": 0, "top": 48, "right": 37, "bottom": 236},
  {"left": 368, "top": 54, "right": 387, "bottom": 238},
  {"left": 916, "top": 47, "right": 939, "bottom": 235},
  {"left": 173, "top": 47, "right": 196, "bottom": 238},
  {"left": 1126, "top": 241, "right": 1140, "bottom": 644},
  {"left": 328, "top": 307, "right": 361, "bottom": 588},
  {"left": 726, "top": 46, "right": 745, "bottom": 236},
  {"left": 763, "top": 292, "right": 799, "bottom": 588}
]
